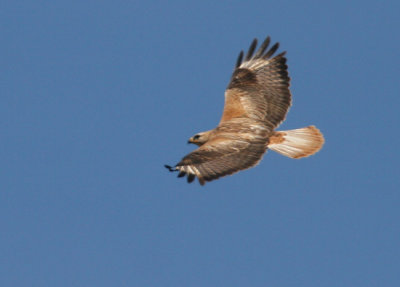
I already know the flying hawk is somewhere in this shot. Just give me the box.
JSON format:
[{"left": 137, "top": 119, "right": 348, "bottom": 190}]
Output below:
[{"left": 165, "top": 36, "right": 324, "bottom": 185}]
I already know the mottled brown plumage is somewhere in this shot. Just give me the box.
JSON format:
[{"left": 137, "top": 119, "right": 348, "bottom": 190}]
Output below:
[{"left": 165, "top": 36, "right": 324, "bottom": 185}]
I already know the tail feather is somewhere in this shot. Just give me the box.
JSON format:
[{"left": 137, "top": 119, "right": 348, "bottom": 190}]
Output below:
[{"left": 268, "top": 126, "right": 324, "bottom": 159}]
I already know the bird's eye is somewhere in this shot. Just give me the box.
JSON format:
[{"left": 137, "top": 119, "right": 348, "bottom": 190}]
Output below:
[{"left": 193, "top": 135, "right": 200, "bottom": 140}]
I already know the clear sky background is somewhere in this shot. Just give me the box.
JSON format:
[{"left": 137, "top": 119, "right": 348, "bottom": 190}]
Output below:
[{"left": 1, "top": 1, "right": 399, "bottom": 286}]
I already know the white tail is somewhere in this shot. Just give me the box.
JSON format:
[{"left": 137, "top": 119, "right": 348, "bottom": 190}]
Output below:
[{"left": 268, "top": 126, "right": 324, "bottom": 159}]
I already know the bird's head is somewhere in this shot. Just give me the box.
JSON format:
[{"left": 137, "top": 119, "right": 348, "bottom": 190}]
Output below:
[{"left": 188, "top": 131, "right": 212, "bottom": 146}]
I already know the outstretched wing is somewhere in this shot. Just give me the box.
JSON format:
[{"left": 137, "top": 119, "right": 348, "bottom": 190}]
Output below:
[
  {"left": 165, "top": 119, "right": 270, "bottom": 185},
  {"left": 169, "top": 137, "right": 266, "bottom": 185},
  {"left": 220, "top": 36, "right": 292, "bottom": 131}
]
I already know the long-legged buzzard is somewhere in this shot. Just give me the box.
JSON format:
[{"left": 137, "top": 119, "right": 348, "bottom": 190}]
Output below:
[{"left": 165, "top": 36, "right": 324, "bottom": 185}]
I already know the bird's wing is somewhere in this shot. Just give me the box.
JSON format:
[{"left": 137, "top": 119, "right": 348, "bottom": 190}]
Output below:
[
  {"left": 167, "top": 120, "right": 269, "bottom": 185},
  {"left": 220, "top": 36, "right": 292, "bottom": 131}
]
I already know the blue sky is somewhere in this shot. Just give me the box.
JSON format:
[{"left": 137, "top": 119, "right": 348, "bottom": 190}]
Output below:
[{"left": 1, "top": 1, "right": 399, "bottom": 286}]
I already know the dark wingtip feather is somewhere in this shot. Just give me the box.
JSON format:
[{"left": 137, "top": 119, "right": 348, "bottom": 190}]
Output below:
[
  {"left": 277, "top": 51, "right": 287, "bottom": 57},
  {"left": 254, "top": 36, "right": 270, "bottom": 59},
  {"left": 245, "top": 38, "right": 258, "bottom": 61},
  {"left": 264, "top": 42, "right": 280, "bottom": 59},
  {"left": 236, "top": 50, "right": 244, "bottom": 68},
  {"left": 177, "top": 171, "right": 186, "bottom": 178},
  {"left": 165, "top": 164, "right": 177, "bottom": 172},
  {"left": 187, "top": 173, "right": 195, "bottom": 183},
  {"left": 198, "top": 177, "right": 205, "bottom": 186}
]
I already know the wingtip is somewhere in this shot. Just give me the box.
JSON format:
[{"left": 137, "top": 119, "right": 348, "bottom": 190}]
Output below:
[
  {"left": 164, "top": 164, "right": 176, "bottom": 172},
  {"left": 245, "top": 38, "right": 258, "bottom": 61},
  {"left": 264, "top": 42, "right": 280, "bottom": 59},
  {"left": 198, "top": 177, "right": 206, "bottom": 186},
  {"left": 187, "top": 173, "right": 195, "bottom": 183},
  {"left": 236, "top": 50, "right": 244, "bottom": 68}
]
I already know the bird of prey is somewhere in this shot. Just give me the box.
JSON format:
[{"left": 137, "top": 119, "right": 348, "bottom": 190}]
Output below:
[{"left": 165, "top": 36, "right": 324, "bottom": 185}]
